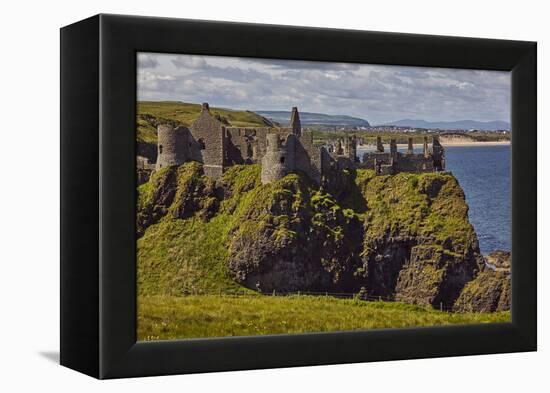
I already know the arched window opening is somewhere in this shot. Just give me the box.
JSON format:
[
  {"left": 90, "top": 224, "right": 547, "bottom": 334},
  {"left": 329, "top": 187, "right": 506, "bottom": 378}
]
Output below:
[
  {"left": 198, "top": 138, "right": 206, "bottom": 150},
  {"left": 159, "top": 145, "right": 163, "bottom": 154},
  {"left": 280, "top": 156, "right": 285, "bottom": 164}
]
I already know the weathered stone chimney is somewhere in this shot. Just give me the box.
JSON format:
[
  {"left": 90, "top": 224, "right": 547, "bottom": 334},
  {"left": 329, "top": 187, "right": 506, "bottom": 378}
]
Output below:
[{"left": 201, "top": 102, "right": 210, "bottom": 112}]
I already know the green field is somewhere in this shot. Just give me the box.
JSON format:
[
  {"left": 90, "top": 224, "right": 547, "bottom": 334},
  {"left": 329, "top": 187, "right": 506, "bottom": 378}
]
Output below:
[
  {"left": 138, "top": 295, "right": 510, "bottom": 341},
  {"left": 137, "top": 101, "right": 274, "bottom": 144},
  {"left": 137, "top": 163, "right": 510, "bottom": 341}
]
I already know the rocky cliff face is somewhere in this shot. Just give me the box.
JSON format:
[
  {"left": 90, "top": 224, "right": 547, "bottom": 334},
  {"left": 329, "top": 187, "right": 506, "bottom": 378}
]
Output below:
[
  {"left": 137, "top": 162, "right": 509, "bottom": 312},
  {"left": 226, "top": 173, "right": 364, "bottom": 293},
  {"left": 454, "top": 251, "right": 511, "bottom": 312}
]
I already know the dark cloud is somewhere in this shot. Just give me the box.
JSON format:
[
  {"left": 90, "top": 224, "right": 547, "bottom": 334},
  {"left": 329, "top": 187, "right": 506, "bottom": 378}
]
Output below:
[{"left": 137, "top": 54, "right": 159, "bottom": 69}]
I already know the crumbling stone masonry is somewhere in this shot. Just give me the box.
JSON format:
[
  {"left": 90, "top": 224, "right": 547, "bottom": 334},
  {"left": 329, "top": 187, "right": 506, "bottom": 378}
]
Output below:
[
  {"left": 360, "top": 136, "right": 445, "bottom": 175},
  {"left": 153, "top": 103, "right": 326, "bottom": 184},
  {"left": 149, "top": 103, "right": 445, "bottom": 184}
]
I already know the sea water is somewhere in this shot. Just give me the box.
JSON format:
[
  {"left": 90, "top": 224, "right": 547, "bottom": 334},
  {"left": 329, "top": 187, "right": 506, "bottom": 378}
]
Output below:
[
  {"left": 444, "top": 145, "right": 511, "bottom": 254},
  {"left": 356, "top": 145, "right": 511, "bottom": 254}
]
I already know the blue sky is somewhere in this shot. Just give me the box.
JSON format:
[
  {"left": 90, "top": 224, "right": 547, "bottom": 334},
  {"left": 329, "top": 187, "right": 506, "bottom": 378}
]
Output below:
[{"left": 137, "top": 52, "right": 511, "bottom": 125}]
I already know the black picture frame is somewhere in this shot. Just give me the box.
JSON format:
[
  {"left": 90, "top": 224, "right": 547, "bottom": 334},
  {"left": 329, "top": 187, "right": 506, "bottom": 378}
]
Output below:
[{"left": 60, "top": 14, "right": 537, "bottom": 379}]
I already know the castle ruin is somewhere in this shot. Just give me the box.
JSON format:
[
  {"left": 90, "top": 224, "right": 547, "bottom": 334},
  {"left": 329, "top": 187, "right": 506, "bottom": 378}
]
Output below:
[
  {"left": 146, "top": 103, "right": 445, "bottom": 185},
  {"left": 361, "top": 136, "right": 445, "bottom": 175}
]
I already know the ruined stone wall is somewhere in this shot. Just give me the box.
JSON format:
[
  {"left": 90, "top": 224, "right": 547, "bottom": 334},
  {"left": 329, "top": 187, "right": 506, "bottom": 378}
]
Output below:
[
  {"left": 295, "top": 130, "right": 323, "bottom": 184},
  {"left": 432, "top": 136, "right": 445, "bottom": 171},
  {"left": 360, "top": 152, "right": 393, "bottom": 170},
  {"left": 344, "top": 136, "right": 358, "bottom": 161},
  {"left": 396, "top": 155, "right": 435, "bottom": 172},
  {"left": 333, "top": 156, "right": 356, "bottom": 171},
  {"left": 137, "top": 155, "right": 155, "bottom": 171},
  {"left": 289, "top": 107, "right": 301, "bottom": 136},
  {"left": 360, "top": 152, "right": 435, "bottom": 173},
  {"left": 137, "top": 141, "right": 157, "bottom": 164},
  {"left": 320, "top": 148, "right": 333, "bottom": 176},
  {"left": 225, "top": 127, "right": 271, "bottom": 165},
  {"left": 136, "top": 156, "right": 155, "bottom": 185},
  {"left": 189, "top": 104, "right": 226, "bottom": 178}
]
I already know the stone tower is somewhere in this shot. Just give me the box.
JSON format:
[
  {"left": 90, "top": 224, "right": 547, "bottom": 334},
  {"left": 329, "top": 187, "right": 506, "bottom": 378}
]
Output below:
[
  {"left": 156, "top": 124, "right": 187, "bottom": 170},
  {"left": 261, "top": 133, "right": 294, "bottom": 184},
  {"left": 290, "top": 107, "right": 301, "bottom": 136}
]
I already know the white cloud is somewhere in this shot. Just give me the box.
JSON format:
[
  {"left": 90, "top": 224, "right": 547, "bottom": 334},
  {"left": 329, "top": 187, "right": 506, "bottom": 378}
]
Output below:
[{"left": 137, "top": 52, "right": 511, "bottom": 124}]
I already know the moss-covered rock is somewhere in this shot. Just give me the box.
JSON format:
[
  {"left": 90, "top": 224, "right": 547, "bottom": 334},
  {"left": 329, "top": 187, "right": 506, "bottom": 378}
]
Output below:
[
  {"left": 226, "top": 173, "right": 364, "bottom": 292},
  {"left": 136, "top": 162, "right": 508, "bottom": 311},
  {"left": 453, "top": 270, "right": 511, "bottom": 312},
  {"left": 354, "top": 171, "right": 483, "bottom": 308},
  {"left": 137, "top": 162, "right": 219, "bottom": 237},
  {"left": 486, "top": 250, "right": 511, "bottom": 271}
]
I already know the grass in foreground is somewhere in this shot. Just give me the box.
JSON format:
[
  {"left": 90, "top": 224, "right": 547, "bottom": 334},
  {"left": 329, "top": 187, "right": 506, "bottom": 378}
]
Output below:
[{"left": 137, "top": 295, "right": 510, "bottom": 341}]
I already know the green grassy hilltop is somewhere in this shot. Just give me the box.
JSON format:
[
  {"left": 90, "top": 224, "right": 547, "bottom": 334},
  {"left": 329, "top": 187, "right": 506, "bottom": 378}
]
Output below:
[
  {"left": 137, "top": 162, "right": 510, "bottom": 340},
  {"left": 137, "top": 101, "right": 274, "bottom": 145}
]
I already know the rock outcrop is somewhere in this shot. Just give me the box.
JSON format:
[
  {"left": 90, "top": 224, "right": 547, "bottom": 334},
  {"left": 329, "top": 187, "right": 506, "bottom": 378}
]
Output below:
[
  {"left": 453, "top": 270, "right": 511, "bottom": 312},
  {"left": 226, "top": 174, "right": 364, "bottom": 292},
  {"left": 137, "top": 162, "right": 510, "bottom": 312},
  {"left": 486, "top": 250, "right": 512, "bottom": 271},
  {"left": 453, "top": 251, "right": 511, "bottom": 312},
  {"left": 137, "top": 162, "right": 219, "bottom": 237}
]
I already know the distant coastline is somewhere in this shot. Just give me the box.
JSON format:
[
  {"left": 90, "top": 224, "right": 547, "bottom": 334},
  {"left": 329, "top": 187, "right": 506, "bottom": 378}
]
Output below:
[
  {"left": 438, "top": 140, "right": 510, "bottom": 147},
  {"left": 358, "top": 141, "right": 510, "bottom": 150}
]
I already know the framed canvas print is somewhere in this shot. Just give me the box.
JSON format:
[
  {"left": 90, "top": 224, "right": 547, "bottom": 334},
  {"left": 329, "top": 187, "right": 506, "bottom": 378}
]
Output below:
[{"left": 60, "top": 14, "right": 536, "bottom": 379}]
